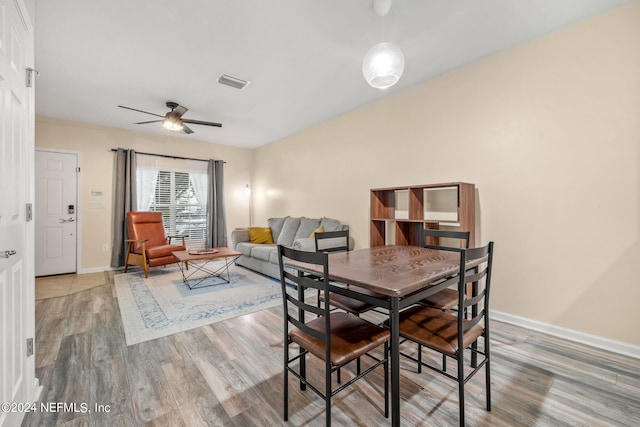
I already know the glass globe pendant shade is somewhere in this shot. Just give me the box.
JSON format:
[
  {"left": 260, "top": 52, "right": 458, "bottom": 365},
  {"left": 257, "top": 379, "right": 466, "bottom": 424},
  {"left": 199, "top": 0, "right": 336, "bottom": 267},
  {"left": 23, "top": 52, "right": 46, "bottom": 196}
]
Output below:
[{"left": 362, "top": 41, "right": 405, "bottom": 89}]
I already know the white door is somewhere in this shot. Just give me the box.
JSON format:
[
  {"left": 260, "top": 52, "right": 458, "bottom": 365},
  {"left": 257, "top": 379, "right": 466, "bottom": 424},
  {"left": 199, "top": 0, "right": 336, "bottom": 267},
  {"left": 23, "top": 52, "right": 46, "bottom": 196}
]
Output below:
[
  {"left": 0, "top": 0, "right": 37, "bottom": 426},
  {"left": 35, "top": 150, "right": 78, "bottom": 276}
]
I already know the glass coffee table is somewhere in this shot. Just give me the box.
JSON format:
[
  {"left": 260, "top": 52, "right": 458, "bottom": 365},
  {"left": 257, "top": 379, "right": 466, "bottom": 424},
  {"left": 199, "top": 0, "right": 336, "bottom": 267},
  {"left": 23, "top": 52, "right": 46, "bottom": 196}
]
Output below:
[{"left": 172, "top": 247, "right": 242, "bottom": 290}]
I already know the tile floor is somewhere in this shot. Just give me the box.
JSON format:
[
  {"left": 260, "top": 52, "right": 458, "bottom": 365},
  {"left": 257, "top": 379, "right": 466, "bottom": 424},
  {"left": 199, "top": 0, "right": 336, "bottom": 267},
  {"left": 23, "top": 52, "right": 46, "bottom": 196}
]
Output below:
[{"left": 35, "top": 271, "right": 112, "bottom": 300}]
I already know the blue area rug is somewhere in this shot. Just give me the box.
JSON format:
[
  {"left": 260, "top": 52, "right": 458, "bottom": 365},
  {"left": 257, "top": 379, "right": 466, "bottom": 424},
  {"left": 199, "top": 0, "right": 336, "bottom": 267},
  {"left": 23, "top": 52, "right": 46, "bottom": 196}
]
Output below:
[{"left": 114, "top": 264, "right": 283, "bottom": 345}]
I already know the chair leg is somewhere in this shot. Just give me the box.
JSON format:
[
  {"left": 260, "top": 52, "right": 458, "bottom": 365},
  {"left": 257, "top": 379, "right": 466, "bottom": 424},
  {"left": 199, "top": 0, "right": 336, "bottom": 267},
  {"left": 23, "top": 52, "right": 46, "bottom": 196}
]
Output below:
[
  {"left": 326, "top": 360, "right": 332, "bottom": 427},
  {"left": 384, "top": 342, "right": 389, "bottom": 418},
  {"left": 284, "top": 347, "right": 289, "bottom": 421},
  {"left": 471, "top": 340, "right": 478, "bottom": 368},
  {"left": 458, "top": 351, "right": 466, "bottom": 427},
  {"left": 485, "top": 335, "right": 492, "bottom": 411},
  {"left": 300, "top": 347, "right": 306, "bottom": 391},
  {"left": 417, "top": 344, "right": 422, "bottom": 374},
  {"left": 124, "top": 245, "right": 131, "bottom": 273},
  {"left": 141, "top": 249, "right": 149, "bottom": 278},
  {"left": 486, "top": 358, "right": 492, "bottom": 412}
]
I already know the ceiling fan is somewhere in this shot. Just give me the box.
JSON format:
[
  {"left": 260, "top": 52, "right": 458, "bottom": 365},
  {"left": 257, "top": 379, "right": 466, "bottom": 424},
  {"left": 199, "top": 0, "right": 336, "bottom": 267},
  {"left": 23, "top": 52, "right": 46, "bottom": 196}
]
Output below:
[{"left": 118, "top": 101, "right": 222, "bottom": 134}]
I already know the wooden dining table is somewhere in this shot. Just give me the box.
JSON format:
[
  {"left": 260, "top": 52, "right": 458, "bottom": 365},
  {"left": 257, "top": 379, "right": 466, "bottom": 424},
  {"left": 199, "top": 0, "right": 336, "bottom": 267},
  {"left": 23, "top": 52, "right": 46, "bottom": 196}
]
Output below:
[{"left": 286, "top": 244, "right": 484, "bottom": 427}]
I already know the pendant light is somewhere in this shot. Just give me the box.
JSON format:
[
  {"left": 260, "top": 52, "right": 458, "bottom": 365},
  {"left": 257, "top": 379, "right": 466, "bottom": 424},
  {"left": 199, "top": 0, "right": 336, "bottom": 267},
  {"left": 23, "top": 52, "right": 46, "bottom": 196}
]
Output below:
[{"left": 362, "top": 0, "right": 405, "bottom": 89}]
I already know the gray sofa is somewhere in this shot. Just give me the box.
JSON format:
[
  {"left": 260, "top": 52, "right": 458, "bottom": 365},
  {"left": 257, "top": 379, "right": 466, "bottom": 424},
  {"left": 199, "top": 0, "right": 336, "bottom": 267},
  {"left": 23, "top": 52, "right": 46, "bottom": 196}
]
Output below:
[{"left": 230, "top": 216, "right": 354, "bottom": 280}]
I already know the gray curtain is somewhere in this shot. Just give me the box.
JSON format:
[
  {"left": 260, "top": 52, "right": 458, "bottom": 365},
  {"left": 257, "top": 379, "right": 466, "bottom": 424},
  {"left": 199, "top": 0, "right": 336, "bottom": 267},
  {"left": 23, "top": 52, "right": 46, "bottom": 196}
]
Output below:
[
  {"left": 206, "top": 159, "right": 227, "bottom": 248},
  {"left": 110, "top": 148, "right": 137, "bottom": 267}
]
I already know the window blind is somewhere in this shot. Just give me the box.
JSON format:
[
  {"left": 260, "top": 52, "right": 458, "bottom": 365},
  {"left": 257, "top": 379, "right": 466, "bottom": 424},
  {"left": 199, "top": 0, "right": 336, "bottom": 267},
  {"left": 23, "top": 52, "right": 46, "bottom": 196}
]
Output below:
[{"left": 136, "top": 154, "right": 208, "bottom": 249}]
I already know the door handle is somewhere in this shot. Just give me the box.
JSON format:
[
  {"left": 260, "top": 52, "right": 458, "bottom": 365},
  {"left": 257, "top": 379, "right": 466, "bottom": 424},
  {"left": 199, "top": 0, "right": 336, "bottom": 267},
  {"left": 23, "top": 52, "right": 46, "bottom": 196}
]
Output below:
[
  {"left": 2, "top": 250, "right": 16, "bottom": 258},
  {"left": 59, "top": 218, "right": 75, "bottom": 223}
]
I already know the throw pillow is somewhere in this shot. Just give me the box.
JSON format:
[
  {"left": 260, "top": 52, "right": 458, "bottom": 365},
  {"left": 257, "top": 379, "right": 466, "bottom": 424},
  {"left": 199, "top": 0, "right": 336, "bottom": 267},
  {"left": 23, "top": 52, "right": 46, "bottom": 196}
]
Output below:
[
  {"left": 248, "top": 227, "right": 273, "bottom": 244},
  {"left": 309, "top": 226, "right": 324, "bottom": 238}
]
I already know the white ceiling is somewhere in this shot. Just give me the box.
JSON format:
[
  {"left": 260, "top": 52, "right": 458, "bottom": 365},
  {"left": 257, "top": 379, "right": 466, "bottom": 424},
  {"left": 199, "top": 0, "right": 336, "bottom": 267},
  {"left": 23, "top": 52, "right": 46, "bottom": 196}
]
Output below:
[{"left": 34, "top": 0, "right": 629, "bottom": 149}]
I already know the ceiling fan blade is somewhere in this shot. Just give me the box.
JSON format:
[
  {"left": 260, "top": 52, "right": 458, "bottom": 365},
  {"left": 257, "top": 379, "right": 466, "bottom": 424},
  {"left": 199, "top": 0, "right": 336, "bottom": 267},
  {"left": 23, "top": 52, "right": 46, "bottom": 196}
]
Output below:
[
  {"left": 182, "top": 119, "right": 222, "bottom": 128},
  {"left": 134, "top": 120, "right": 163, "bottom": 125},
  {"left": 182, "top": 124, "right": 194, "bottom": 134},
  {"left": 173, "top": 105, "right": 188, "bottom": 118},
  {"left": 117, "top": 105, "right": 165, "bottom": 118}
]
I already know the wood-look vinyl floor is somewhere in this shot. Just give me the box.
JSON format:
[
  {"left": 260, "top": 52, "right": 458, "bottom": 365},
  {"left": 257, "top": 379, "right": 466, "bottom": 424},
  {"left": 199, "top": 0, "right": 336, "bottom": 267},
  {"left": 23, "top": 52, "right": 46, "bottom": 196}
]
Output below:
[{"left": 23, "top": 280, "right": 640, "bottom": 427}]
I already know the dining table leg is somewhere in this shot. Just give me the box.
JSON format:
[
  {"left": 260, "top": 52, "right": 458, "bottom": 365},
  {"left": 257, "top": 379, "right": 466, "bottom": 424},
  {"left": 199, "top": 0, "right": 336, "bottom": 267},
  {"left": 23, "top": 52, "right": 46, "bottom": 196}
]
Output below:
[{"left": 390, "top": 296, "right": 400, "bottom": 426}]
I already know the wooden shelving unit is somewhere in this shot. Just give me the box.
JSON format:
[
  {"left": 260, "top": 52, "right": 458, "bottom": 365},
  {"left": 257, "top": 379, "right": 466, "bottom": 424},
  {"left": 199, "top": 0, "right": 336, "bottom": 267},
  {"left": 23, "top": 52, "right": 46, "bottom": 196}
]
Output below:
[{"left": 370, "top": 182, "right": 476, "bottom": 247}]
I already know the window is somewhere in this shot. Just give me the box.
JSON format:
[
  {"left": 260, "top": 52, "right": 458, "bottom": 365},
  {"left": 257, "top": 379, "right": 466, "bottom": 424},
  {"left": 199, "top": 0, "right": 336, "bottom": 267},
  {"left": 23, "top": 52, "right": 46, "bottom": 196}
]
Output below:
[{"left": 136, "top": 154, "right": 208, "bottom": 248}]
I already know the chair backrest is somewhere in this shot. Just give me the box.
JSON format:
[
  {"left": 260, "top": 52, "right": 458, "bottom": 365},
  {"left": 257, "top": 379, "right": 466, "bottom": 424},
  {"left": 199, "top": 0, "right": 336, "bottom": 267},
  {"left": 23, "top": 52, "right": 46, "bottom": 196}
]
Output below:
[
  {"left": 314, "top": 229, "right": 349, "bottom": 253},
  {"left": 278, "top": 246, "right": 332, "bottom": 358},
  {"left": 420, "top": 228, "right": 471, "bottom": 250},
  {"left": 126, "top": 211, "right": 169, "bottom": 253},
  {"left": 457, "top": 242, "right": 494, "bottom": 334}
]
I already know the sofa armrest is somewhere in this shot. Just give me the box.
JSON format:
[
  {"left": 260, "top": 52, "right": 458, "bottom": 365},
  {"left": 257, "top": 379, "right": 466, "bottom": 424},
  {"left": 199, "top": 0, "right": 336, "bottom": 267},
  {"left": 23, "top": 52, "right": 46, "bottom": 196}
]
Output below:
[
  {"left": 292, "top": 236, "right": 355, "bottom": 252},
  {"left": 231, "top": 228, "right": 250, "bottom": 249},
  {"left": 348, "top": 236, "right": 355, "bottom": 251},
  {"left": 292, "top": 237, "right": 315, "bottom": 252}
]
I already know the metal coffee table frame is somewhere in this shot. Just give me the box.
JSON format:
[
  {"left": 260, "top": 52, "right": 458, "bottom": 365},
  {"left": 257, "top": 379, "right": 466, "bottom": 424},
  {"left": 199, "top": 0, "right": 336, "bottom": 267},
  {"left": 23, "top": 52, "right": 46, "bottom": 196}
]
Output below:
[{"left": 173, "top": 249, "right": 242, "bottom": 290}]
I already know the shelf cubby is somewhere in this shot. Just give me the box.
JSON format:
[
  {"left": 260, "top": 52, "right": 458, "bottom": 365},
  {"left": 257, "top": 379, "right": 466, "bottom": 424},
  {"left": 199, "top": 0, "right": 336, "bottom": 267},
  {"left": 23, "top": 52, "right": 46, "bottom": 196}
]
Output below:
[{"left": 370, "top": 182, "right": 475, "bottom": 248}]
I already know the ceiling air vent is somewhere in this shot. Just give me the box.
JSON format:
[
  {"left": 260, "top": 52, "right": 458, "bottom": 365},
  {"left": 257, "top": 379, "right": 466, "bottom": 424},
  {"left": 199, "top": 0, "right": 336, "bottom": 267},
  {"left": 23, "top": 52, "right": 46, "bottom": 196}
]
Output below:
[{"left": 217, "top": 74, "right": 251, "bottom": 90}]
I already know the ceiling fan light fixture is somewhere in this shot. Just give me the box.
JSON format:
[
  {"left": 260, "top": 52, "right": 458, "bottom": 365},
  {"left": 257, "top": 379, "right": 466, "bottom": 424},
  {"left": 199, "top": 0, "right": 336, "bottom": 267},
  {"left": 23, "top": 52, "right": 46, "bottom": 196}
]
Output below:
[{"left": 162, "top": 117, "right": 183, "bottom": 132}]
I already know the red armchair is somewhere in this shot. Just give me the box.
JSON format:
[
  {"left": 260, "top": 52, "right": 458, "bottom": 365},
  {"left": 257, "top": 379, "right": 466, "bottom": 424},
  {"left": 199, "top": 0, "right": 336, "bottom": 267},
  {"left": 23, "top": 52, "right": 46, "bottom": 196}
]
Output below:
[{"left": 124, "top": 211, "right": 187, "bottom": 278}]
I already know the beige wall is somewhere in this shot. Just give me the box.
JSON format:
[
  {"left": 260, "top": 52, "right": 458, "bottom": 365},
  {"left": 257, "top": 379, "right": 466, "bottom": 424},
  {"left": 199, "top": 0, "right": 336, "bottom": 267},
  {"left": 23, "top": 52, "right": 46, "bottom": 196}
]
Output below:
[
  {"left": 36, "top": 117, "right": 253, "bottom": 272},
  {"left": 252, "top": 3, "right": 640, "bottom": 345}
]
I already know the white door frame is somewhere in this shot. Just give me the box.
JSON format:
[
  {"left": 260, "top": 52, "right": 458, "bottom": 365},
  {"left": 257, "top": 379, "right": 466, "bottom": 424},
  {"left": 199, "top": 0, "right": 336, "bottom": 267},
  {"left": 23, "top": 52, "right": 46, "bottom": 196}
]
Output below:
[
  {"left": 35, "top": 147, "right": 83, "bottom": 274},
  {"left": 0, "top": 0, "right": 39, "bottom": 425}
]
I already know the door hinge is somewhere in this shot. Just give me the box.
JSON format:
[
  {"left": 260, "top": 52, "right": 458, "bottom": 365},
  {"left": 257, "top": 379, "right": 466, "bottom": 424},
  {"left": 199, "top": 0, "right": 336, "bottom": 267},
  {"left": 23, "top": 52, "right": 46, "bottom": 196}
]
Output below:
[
  {"left": 77, "top": 167, "right": 81, "bottom": 172},
  {"left": 26, "top": 203, "right": 32, "bottom": 221},
  {"left": 27, "top": 337, "right": 34, "bottom": 357},
  {"left": 26, "top": 68, "right": 40, "bottom": 88}
]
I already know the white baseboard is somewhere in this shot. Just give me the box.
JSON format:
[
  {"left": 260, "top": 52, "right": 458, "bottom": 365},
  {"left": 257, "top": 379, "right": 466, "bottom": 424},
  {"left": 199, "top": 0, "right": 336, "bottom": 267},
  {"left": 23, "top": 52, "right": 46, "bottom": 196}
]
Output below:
[
  {"left": 79, "top": 266, "right": 116, "bottom": 274},
  {"left": 31, "top": 378, "right": 43, "bottom": 403},
  {"left": 491, "top": 309, "right": 640, "bottom": 360}
]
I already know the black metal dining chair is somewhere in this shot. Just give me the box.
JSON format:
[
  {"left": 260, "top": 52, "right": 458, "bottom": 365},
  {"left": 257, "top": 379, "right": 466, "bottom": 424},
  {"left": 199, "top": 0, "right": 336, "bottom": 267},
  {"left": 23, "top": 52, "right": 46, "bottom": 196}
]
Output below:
[
  {"left": 278, "top": 245, "right": 390, "bottom": 426},
  {"left": 386, "top": 241, "right": 494, "bottom": 427},
  {"left": 418, "top": 228, "right": 471, "bottom": 311},
  {"left": 314, "top": 230, "right": 386, "bottom": 379},
  {"left": 415, "top": 229, "right": 472, "bottom": 371},
  {"left": 315, "top": 230, "right": 378, "bottom": 316}
]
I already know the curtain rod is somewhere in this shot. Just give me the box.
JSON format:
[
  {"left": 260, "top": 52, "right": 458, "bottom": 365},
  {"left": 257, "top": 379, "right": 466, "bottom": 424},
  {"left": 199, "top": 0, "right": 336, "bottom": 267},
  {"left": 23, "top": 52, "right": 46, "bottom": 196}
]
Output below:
[{"left": 110, "top": 148, "right": 225, "bottom": 163}]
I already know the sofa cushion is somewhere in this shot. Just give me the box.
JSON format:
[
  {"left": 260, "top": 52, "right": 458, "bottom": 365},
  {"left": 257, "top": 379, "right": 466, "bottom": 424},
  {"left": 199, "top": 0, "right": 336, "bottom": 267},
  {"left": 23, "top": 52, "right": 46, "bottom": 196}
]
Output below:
[
  {"left": 145, "top": 244, "right": 185, "bottom": 259},
  {"left": 277, "top": 217, "right": 301, "bottom": 247},
  {"left": 269, "top": 250, "right": 280, "bottom": 265},
  {"left": 251, "top": 244, "right": 277, "bottom": 262},
  {"left": 248, "top": 227, "right": 273, "bottom": 244},
  {"left": 320, "top": 217, "right": 344, "bottom": 232},
  {"left": 236, "top": 242, "right": 258, "bottom": 257},
  {"left": 267, "top": 217, "right": 288, "bottom": 242},
  {"left": 295, "top": 217, "right": 321, "bottom": 239}
]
